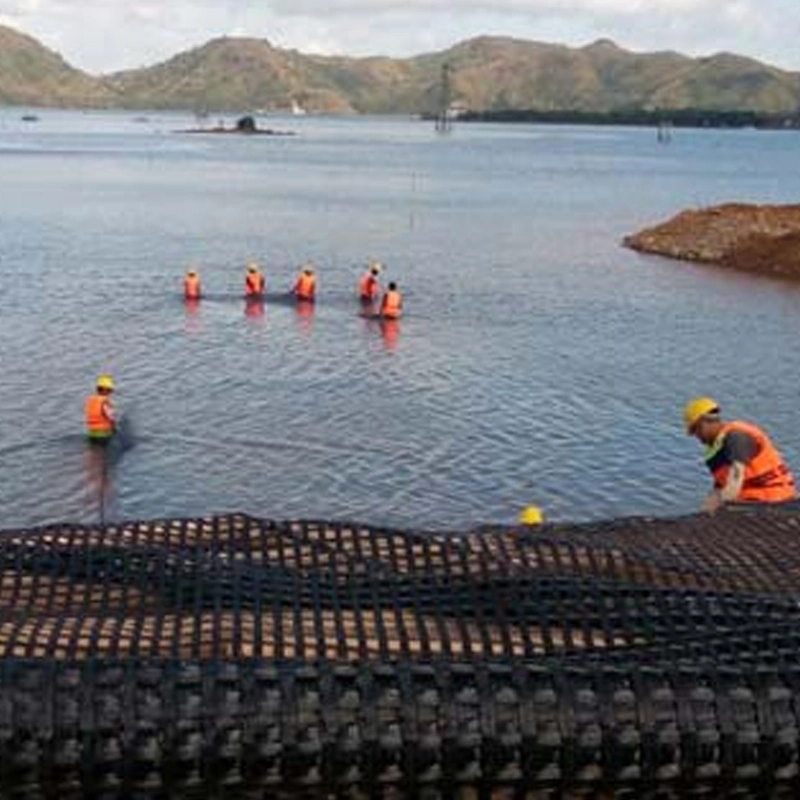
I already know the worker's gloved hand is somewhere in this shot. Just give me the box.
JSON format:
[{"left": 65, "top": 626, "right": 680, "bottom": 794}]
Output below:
[{"left": 701, "top": 491, "right": 723, "bottom": 514}]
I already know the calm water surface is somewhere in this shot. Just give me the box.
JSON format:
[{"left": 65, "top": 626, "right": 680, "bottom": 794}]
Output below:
[{"left": 2, "top": 110, "right": 800, "bottom": 530}]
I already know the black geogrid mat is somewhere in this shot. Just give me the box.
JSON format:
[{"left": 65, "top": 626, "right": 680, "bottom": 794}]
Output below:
[{"left": 1, "top": 508, "right": 800, "bottom": 797}]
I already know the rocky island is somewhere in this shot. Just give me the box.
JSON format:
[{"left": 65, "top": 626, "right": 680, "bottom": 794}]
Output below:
[
  {"left": 178, "top": 114, "right": 295, "bottom": 136},
  {"left": 623, "top": 203, "right": 800, "bottom": 279}
]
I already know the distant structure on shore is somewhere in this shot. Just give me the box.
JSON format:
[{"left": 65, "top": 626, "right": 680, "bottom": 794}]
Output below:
[{"left": 434, "top": 63, "right": 452, "bottom": 133}]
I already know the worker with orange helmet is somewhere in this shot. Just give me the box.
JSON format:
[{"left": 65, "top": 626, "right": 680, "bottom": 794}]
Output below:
[
  {"left": 245, "top": 262, "right": 266, "bottom": 298},
  {"left": 85, "top": 375, "right": 117, "bottom": 442},
  {"left": 294, "top": 264, "right": 316, "bottom": 302},
  {"left": 358, "top": 260, "right": 382, "bottom": 303},
  {"left": 184, "top": 268, "right": 202, "bottom": 300},
  {"left": 683, "top": 396, "right": 796, "bottom": 512}
]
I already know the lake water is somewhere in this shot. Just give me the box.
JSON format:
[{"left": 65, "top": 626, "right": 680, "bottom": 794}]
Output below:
[{"left": 2, "top": 109, "right": 800, "bottom": 531}]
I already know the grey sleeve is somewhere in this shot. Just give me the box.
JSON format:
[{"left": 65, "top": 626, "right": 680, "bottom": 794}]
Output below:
[{"left": 722, "top": 431, "right": 760, "bottom": 464}]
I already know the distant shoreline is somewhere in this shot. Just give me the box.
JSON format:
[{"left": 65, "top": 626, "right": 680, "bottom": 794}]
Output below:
[{"left": 451, "top": 108, "right": 800, "bottom": 130}]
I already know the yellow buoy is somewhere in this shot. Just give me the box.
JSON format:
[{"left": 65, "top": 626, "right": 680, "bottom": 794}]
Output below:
[{"left": 518, "top": 505, "right": 544, "bottom": 526}]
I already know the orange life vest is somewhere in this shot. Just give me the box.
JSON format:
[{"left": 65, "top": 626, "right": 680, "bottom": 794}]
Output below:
[
  {"left": 184, "top": 274, "right": 201, "bottom": 299},
  {"left": 295, "top": 273, "right": 316, "bottom": 301},
  {"left": 381, "top": 289, "right": 402, "bottom": 319},
  {"left": 85, "top": 394, "right": 114, "bottom": 437},
  {"left": 706, "top": 420, "right": 797, "bottom": 503},
  {"left": 246, "top": 272, "right": 265, "bottom": 297},
  {"left": 359, "top": 273, "right": 379, "bottom": 300}
]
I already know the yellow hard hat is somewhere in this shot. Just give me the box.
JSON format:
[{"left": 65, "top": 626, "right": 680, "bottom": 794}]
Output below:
[
  {"left": 96, "top": 374, "right": 115, "bottom": 391},
  {"left": 683, "top": 396, "right": 720, "bottom": 433},
  {"left": 247, "top": 262, "right": 259, "bottom": 273},
  {"left": 518, "top": 505, "right": 544, "bottom": 526},
  {"left": 186, "top": 269, "right": 197, "bottom": 277}
]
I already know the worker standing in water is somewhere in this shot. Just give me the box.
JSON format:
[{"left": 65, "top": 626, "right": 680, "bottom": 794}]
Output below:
[
  {"left": 380, "top": 281, "right": 403, "bottom": 319},
  {"left": 683, "top": 396, "right": 797, "bottom": 513},
  {"left": 184, "top": 268, "right": 202, "bottom": 300},
  {"left": 245, "top": 262, "right": 266, "bottom": 298},
  {"left": 294, "top": 264, "right": 316, "bottom": 302},
  {"left": 359, "top": 261, "right": 382, "bottom": 303},
  {"left": 85, "top": 375, "right": 116, "bottom": 442}
]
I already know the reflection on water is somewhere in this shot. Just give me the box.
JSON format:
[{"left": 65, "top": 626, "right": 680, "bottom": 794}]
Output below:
[
  {"left": 294, "top": 300, "right": 314, "bottom": 334},
  {"left": 360, "top": 313, "right": 401, "bottom": 350},
  {"left": 184, "top": 298, "right": 202, "bottom": 332},
  {"left": 80, "top": 418, "right": 136, "bottom": 524},
  {"left": 244, "top": 297, "right": 265, "bottom": 320},
  {"left": 380, "top": 319, "right": 400, "bottom": 351},
  {"left": 82, "top": 443, "right": 115, "bottom": 523},
  {"left": 4, "top": 115, "right": 800, "bottom": 530}
]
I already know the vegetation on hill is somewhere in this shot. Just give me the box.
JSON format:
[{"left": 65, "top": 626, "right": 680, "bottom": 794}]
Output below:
[
  {"left": 0, "top": 25, "right": 114, "bottom": 107},
  {"left": 2, "top": 23, "right": 800, "bottom": 121}
]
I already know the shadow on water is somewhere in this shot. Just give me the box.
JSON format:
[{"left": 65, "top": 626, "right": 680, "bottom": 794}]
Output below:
[{"left": 244, "top": 297, "right": 265, "bottom": 320}]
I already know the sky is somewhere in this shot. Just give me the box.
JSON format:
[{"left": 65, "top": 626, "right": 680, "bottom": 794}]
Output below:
[{"left": 1, "top": 0, "right": 800, "bottom": 75}]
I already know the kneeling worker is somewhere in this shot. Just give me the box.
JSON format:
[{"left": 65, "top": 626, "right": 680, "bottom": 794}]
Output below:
[
  {"left": 86, "top": 375, "right": 116, "bottom": 442},
  {"left": 684, "top": 396, "right": 797, "bottom": 513},
  {"left": 294, "top": 264, "right": 316, "bottom": 301},
  {"left": 380, "top": 281, "right": 402, "bottom": 319}
]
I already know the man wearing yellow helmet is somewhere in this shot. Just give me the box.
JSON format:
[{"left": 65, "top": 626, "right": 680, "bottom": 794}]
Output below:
[
  {"left": 683, "top": 397, "right": 796, "bottom": 512},
  {"left": 86, "top": 375, "right": 117, "bottom": 442}
]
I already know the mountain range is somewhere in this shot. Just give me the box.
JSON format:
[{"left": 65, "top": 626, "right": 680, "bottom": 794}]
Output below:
[{"left": 2, "top": 23, "right": 800, "bottom": 116}]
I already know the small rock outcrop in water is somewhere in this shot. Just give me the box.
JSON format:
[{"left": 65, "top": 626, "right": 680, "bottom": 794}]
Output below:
[
  {"left": 623, "top": 203, "right": 800, "bottom": 279},
  {"left": 178, "top": 114, "right": 295, "bottom": 136}
]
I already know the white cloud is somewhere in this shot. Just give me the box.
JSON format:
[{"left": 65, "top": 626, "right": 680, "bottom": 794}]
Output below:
[
  {"left": 0, "top": 0, "right": 42, "bottom": 14},
  {"left": 1, "top": 0, "right": 799, "bottom": 73}
]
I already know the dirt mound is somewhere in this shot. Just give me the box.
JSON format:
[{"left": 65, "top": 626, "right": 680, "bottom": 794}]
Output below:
[{"left": 623, "top": 203, "right": 800, "bottom": 279}]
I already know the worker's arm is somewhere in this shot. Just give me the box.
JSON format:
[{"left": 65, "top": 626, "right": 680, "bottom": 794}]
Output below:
[
  {"left": 701, "top": 461, "right": 746, "bottom": 513},
  {"left": 103, "top": 400, "right": 117, "bottom": 428},
  {"left": 701, "top": 430, "right": 758, "bottom": 513}
]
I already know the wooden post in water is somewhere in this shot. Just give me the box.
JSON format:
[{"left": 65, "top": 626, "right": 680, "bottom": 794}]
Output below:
[{"left": 657, "top": 119, "right": 672, "bottom": 143}]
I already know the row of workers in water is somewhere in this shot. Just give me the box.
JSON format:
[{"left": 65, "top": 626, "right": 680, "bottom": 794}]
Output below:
[{"left": 183, "top": 260, "right": 403, "bottom": 319}]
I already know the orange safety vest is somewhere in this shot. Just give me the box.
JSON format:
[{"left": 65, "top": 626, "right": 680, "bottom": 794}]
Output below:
[
  {"left": 85, "top": 394, "right": 114, "bottom": 437},
  {"left": 295, "top": 274, "right": 316, "bottom": 301},
  {"left": 184, "top": 274, "right": 201, "bottom": 299},
  {"left": 706, "top": 420, "right": 797, "bottom": 503},
  {"left": 359, "top": 273, "right": 379, "bottom": 300},
  {"left": 381, "top": 289, "right": 402, "bottom": 319},
  {"left": 246, "top": 272, "right": 265, "bottom": 297}
]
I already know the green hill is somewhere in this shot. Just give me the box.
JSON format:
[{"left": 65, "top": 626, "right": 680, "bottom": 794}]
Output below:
[
  {"left": 1, "top": 23, "right": 799, "bottom": 116},
  {"left": 0, "top": 25, "right": 114, "bottom": 107}
]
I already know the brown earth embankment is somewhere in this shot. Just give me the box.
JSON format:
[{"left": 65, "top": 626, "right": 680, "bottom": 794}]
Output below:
[{"left": 623, "top": 203, "right": 800, "bottom": 279}]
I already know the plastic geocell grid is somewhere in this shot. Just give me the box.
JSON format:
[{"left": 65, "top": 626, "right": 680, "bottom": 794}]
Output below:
[{"left": 0, "top": 508, "right": 800, "bottom": 795}]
